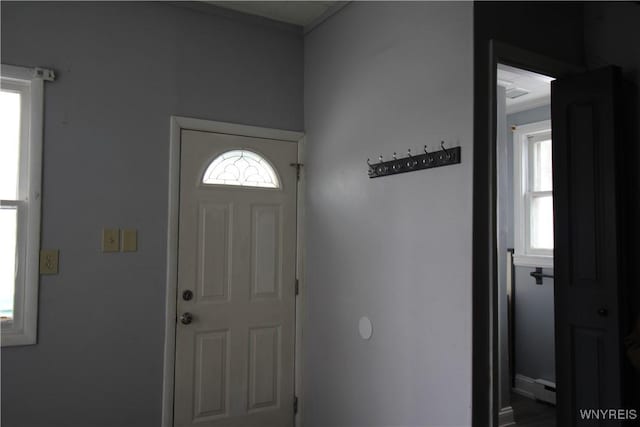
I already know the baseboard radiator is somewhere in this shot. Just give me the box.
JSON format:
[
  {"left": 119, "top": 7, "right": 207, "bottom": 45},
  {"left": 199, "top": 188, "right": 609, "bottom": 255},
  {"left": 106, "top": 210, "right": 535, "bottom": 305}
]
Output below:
[{"left": 513, "top": 374, "right": 556, "bottom": 405}]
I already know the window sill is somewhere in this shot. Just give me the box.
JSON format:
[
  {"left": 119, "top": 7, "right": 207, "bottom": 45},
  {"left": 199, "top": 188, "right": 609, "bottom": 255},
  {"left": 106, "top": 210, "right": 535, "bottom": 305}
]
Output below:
[
  {"left": 513, "top": 254, "right": 553, "bottom": 269},
  {"left": 1, "top": 324, "right": 36, "bottom": 347}
]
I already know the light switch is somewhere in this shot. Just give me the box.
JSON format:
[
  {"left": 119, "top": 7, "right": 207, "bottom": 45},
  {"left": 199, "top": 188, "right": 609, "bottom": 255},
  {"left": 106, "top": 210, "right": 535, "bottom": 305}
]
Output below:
[
  {"left": 40, "top": 249, "right": 59, "bottom": 274},
  {"left": 121, "top": 229, "right": 137, "bottom": 252},
  {"left": 102, "top": 228, "right": 120, "bottom": 252}
]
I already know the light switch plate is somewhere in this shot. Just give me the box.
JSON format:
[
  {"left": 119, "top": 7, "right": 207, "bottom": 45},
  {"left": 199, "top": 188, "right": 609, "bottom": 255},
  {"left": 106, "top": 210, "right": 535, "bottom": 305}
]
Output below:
[
  {"left": 121, "top": 229, "right": 137, "bottom": 252},
  {"left": 102, "top": 228, "right": 120, "bottom": 252},
  {"left": 40, "top": 249, "right": 59, "bottom": 275}
]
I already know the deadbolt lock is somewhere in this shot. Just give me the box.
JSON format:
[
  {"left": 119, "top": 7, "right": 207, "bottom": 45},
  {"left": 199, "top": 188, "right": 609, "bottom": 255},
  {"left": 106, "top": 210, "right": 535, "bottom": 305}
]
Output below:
[{"left": 182, "top": 290, "right": 193, "bottom": 301}]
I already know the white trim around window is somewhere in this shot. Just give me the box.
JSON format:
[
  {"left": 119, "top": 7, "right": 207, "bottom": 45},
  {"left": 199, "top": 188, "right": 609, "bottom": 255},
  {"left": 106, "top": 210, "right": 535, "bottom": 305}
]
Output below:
[
  {"left": 513, "top": 119, "right": 554, "bottom": 269},
  {"left": 1, "top": 64, "right": 53, "bottom": 347}
]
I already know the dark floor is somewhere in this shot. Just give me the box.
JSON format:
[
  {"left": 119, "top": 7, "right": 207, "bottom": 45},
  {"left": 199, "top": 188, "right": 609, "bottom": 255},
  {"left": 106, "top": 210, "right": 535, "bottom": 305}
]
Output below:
[{"left": 511, "top": 393, "right": 556, "bottom": 427}]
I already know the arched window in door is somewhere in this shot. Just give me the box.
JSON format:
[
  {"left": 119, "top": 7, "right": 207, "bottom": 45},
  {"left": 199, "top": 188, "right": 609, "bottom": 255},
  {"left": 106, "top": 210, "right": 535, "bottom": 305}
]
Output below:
[{"left": 202, "top": 150, "right": 280, "bottom": 188}]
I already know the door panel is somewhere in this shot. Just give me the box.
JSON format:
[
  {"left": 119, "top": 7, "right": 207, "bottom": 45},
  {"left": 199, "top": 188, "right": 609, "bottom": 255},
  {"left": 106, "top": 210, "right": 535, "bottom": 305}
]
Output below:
[
  {"left": 174, "top": 130, "right": 297, "bottom": 427},
  {"left": 251, "top": 205, "right": 282, "bottom": 299},
  {"left": 552, "top": 66, "right": 623, "bottom": 426},
  {"left": 248, "top": 326, "right": 280, "bottom": 410},
  {"left": 198, "top": 202, "right": 232, "bottom": 302},
  {"left": 194, "top": 330, "right": 229, "bottom": 419}
]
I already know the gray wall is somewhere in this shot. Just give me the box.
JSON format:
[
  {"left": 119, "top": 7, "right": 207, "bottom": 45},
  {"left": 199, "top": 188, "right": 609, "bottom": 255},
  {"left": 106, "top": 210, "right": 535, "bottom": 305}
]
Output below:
[
  {"left": 0, "top": 2, "right": 302, "bottom": 426},
  {"left": 303, "top": 2, "right": 473, "bottom": 426},
  {"left": 513, "top": 266, "right": 555, "bottom": 382}
]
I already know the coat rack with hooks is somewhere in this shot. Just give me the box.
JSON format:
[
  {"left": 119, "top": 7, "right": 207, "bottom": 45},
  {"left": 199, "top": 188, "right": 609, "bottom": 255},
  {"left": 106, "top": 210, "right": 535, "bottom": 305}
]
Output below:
[{"left": 367, "top": 141, "right": 461, "bottom": 178}]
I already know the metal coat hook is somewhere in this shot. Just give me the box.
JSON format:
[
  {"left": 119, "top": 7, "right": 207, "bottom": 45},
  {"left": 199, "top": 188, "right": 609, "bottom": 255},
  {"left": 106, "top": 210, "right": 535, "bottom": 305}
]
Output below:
[
  {"left": 423, "top": 144, "right": 434, "bottom": 165},
  {"left": 376, "top": 155, "right": 389, "bottom": 174},
  {"left": 406, "top": 149, "right": 417, "bottom": 168},
  {"left": 440, "top": 141, "right": 451, "bottom": 160},
  {"left": 392, "top": 152, "right": 400, "bottom": 170}
]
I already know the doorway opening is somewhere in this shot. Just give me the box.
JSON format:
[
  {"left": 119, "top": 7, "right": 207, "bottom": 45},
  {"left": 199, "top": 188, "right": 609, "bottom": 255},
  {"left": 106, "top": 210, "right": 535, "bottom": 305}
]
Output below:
[
  {"left": 473, "top": 40, "right": 628, "bottom": 427},
  {"left": 496, "top": 64, "right": 556, "bottom": 427}
]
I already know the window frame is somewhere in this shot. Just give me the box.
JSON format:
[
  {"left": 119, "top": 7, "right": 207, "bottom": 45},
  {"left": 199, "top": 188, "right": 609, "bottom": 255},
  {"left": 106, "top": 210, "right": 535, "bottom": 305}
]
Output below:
[
  {"left": 1, "top": 64, "right": 49, "bottom": 347},
  {"left": 513, "top": 119, "right": 554, "bottom": 268}
]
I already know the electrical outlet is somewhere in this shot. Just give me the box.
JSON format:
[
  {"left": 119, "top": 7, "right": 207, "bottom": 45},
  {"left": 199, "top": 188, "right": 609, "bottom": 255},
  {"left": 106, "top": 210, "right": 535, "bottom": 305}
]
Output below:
[
  {"left": 102, "top": 228, "right": 120, "bottom": 252},
  {"left": 121, "top": 229, "right": 137, "bottom": 252},
  {"left": 40, "top": 249, "right": 59, "bottom": 274}
]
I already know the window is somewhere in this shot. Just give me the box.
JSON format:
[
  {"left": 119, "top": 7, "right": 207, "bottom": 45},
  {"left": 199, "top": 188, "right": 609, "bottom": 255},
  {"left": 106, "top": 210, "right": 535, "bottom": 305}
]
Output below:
[
  {"left": 1, "top": 64, "right": 53, "bottom": 347},
  {"left": 513, "top": 120, "right": 554, "bottom": 268},
  {"left": 202, "top": 150, "right": 279, "bottom": 188}
]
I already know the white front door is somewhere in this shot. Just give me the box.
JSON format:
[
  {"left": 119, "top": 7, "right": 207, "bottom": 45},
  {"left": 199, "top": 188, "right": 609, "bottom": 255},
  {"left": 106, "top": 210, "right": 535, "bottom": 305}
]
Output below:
[{"left": 173, "top": 129, "right": 297, "bottom": 427}]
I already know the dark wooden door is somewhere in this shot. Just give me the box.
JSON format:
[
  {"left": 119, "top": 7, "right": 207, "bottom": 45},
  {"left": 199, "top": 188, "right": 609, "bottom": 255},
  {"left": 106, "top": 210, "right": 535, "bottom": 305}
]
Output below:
[{"left": 552, "top": 66, "right": 625, "bottom": 426}]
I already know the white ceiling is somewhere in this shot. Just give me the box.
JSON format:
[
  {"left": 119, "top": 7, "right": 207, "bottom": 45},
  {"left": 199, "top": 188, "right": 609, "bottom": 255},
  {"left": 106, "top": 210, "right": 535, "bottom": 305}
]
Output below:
[
  {"left": 208, "top": 1, "right": 342, "bottom": 28},
  {"left": 497, "top": 64, "right": 553, "bottom": 114}
]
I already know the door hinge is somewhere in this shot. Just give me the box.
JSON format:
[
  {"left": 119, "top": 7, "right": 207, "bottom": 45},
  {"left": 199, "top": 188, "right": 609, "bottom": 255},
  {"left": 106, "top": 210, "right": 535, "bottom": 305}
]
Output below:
[
  {"left": 295, "top": 279, "right": 299, "bottom": 296},
  {"left": 290, "top": 163, "right": 303, "bottom": 180},
  {"left": 294, "top": 396, "right": 299, "bottom": 414}
]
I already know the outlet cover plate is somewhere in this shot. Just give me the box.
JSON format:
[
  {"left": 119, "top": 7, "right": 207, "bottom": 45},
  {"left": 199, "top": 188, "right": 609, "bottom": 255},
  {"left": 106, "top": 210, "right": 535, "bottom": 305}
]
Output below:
[
  {"left": 40, "top": 249, "right": 59, "bottom": 274},
  {"left": 122, "top": 229, "right": 137, "bottom": 252},
  {"left": 102, "top": 228, "right": 120, "bottom": 252}
]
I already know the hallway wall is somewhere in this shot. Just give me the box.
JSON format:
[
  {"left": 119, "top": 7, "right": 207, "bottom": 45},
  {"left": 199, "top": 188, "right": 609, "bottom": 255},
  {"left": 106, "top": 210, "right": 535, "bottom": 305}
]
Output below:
[{"left": 303, "top": 2, "right": 473, "bottom": 426}]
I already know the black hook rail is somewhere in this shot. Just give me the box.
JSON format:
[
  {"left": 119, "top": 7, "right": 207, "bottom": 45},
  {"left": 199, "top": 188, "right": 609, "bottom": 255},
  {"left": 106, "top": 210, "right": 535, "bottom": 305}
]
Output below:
[{"left": 367, "top": 141, "right": 461, "bottom": 179}]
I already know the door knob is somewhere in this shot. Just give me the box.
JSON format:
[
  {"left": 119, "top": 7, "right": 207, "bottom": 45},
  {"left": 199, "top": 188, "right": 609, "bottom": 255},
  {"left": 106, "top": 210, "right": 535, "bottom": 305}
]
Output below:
[
  {"left": 597, "top": 307, "right": 608, "bottom": 317},
  {"left": 180, "top": 312, "right": 194, "bottom": 325}
]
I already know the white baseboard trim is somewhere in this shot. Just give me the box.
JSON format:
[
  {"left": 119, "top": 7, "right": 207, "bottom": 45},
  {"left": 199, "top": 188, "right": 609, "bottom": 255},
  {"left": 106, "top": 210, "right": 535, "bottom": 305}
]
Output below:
[
  {"left": 513, "top": 374, "right": 556, "bottom": 405},
  {"left": 499, "top": 406, "right": 516, "bottom": 426}
]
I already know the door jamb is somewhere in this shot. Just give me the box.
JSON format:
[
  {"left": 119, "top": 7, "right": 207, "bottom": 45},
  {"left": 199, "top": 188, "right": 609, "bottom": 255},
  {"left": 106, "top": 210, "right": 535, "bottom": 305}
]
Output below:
[
  {"left": 472, "top": 40, "right": 583, "bottom": 427},
  {"left": 161, "top": 116, "right": 305, "bottom": 427}
]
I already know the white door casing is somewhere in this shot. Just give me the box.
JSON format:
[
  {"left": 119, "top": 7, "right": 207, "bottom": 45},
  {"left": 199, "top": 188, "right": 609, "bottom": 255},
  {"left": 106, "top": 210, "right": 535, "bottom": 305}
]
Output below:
[{"left": 173, "top": 129, "right": 297, "bottom": 427}]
